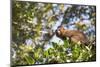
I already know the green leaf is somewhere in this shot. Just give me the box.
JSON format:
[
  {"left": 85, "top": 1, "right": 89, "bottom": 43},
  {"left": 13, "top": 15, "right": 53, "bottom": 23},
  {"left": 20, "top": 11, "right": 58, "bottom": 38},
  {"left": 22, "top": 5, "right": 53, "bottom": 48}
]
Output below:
[{"left": 24, "top": 55, "right": 35, "bottom": 64}]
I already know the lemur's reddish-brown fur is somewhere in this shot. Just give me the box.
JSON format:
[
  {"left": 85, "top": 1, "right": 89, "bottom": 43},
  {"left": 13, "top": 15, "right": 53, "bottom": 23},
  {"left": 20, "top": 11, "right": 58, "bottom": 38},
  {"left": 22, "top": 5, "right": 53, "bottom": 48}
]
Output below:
[{"left": 56, "top": 26, "right": 89, "bottom": 45}]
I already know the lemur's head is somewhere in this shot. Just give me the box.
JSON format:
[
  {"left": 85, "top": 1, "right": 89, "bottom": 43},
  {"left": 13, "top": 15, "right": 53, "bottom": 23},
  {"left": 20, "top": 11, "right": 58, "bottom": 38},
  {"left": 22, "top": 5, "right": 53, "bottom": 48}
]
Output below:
[
  {"left": 56, "top": 25, "right": 66, "bottom": 39},
  {"left": 57, "top": 26, "right": 64, "bottom": 34}
]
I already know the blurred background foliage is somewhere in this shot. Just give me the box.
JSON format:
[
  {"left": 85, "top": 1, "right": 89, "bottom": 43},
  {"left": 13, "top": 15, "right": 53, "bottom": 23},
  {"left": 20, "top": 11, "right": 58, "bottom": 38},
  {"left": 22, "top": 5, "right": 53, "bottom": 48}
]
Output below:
[{"left": 11, "top": 1, "right": 96, "bottom": 66}]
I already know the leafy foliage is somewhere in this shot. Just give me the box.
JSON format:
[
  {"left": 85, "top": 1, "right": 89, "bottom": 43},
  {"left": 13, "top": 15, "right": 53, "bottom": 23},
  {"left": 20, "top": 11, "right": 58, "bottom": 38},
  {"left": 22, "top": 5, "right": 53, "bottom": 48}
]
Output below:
[{"left": 11, "top": 1, "right": 96, "bottom": 66}]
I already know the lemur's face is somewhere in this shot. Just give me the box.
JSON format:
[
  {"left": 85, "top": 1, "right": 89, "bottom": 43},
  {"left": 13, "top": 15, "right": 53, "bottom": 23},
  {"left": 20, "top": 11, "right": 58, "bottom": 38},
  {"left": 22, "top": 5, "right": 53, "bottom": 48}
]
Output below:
[{"left": 56, "top": 26, "right": 65, "bottom": 36}]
